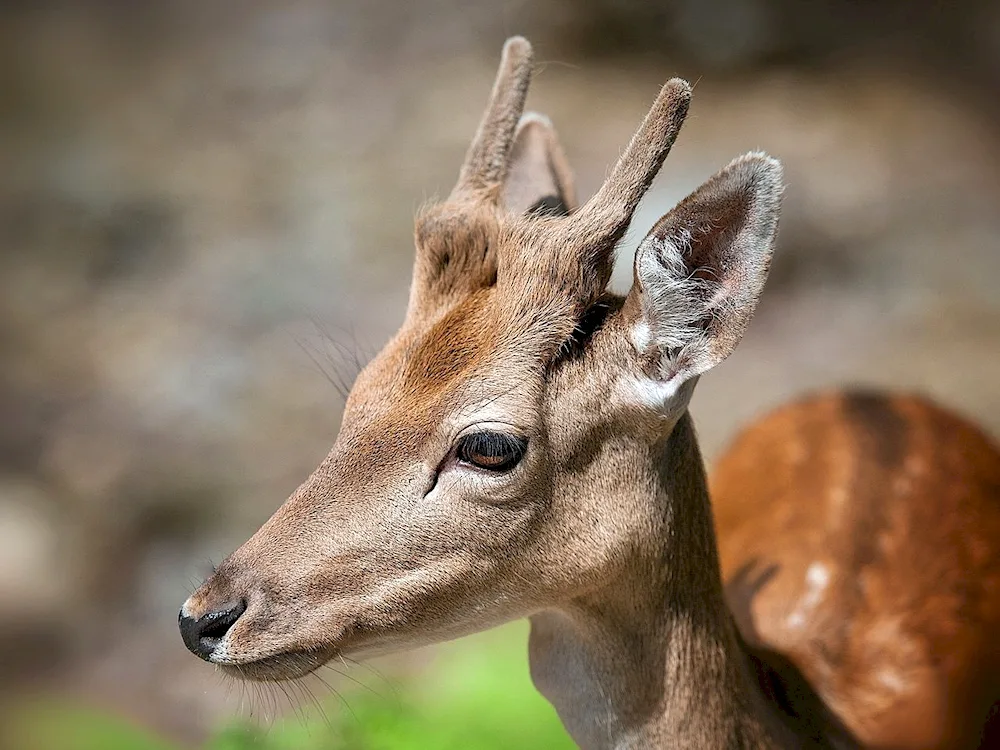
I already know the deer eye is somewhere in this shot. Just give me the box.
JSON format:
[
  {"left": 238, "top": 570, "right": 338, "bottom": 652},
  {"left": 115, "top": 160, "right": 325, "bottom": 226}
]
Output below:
[{"left": 456, "top": 432, "right": 527, "bottom": 472}]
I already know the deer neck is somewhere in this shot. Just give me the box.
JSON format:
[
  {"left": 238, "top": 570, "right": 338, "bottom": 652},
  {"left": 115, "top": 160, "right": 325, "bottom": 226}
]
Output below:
[{"left": 528, "top": 411, "right": 798, "bottom": 750}]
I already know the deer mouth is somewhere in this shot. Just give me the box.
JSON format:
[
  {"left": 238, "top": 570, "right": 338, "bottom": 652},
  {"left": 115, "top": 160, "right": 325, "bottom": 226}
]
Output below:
[{"left": 216, "top": 647, "right": 332, "bottom": 683}]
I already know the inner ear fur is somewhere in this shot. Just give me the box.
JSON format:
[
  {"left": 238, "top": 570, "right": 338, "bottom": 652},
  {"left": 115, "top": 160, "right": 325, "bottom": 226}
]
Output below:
[
  {"left": 502, "top": 113, "right": 578, "bottom": 217},
  {"left": 627, "top": 152, "right": 783, "bottom": 383}
]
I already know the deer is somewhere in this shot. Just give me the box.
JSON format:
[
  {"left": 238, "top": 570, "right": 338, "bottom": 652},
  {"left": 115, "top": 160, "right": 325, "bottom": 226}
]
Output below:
[
  {"left": 712, "top": 391, "right": 1000, "bottom": 748},
  {"left": 178, "top": 36, "right": 1000, "bottom": 749}
]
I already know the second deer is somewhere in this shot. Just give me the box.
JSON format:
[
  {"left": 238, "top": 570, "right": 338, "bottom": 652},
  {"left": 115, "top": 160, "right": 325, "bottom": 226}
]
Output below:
[
  {"left": 714, "top": 390, "right": 1000, "bottom": 748},
  {"left": 179, "top": 37, "right": 1000, "bottom": 749}
]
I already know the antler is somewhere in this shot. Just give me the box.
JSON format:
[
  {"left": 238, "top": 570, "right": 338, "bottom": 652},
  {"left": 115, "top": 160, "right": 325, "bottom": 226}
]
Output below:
[
  {"left": 413, "top": 38, "right": 691, "bottom": 334},
  {"left": 452, "top": 36, "right": 535, "bottom": 198},
  {"left": 408, "top": 38, "right": 534, "bottom": 317},
  {"left": 573, "top": 80, "right": 690, "bottom": 245},
  {"left": 507, "top": 79, "right": 691, "bottom": 311},
  {"left": 557, "top": 79, "right": 692, "bottom": 300}
]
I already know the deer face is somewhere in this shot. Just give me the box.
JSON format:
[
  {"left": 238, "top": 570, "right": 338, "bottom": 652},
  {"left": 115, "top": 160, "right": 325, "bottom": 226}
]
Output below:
[{"left": 179, "top": 38, "right": 782, "bottom": 682}]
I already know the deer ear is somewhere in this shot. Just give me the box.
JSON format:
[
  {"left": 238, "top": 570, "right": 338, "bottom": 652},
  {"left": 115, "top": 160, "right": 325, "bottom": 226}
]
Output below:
[
  {"left": 502, "top": 113, "right": 578, "bottom": 217},
  {"left": 624, "top": 153, "right": 783, "bottom": 400}
]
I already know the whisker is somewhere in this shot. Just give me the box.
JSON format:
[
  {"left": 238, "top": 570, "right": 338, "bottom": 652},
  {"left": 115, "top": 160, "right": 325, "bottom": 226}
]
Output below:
[
  {"left": 321, "top": 663, "right": 391, "bottom": 704},
  {"left": 342, "top": 655, "right": 402, "bottom": 701},
  {"left": 310, "top": 670, "right": 361, "bottom": 728},
  {"left": 296, "top": 674, "right": 334, "bottom": 732},
  {"left": 239, "top": 676, "right": 248, "bottom": 725},
  {"left": 311, "top": 316, "right": 373, "bottom": 371},
  {"left": 265, "top": 681, "right": 280, "bottom": 730},
  {"left": 252, "top": 680, "right": 273, "bottom": 730},
  {"left": 292, "top": 315, "right": 373, "bottom": 404},
  {"left": 291, "top": 680, "right": 316, "bottom": 736},
  {"left": 294, "top": 335, "right": 351, "bottom": 401},
  {"left": 277, "top": 680, "right": 306, "bottom": 730}
]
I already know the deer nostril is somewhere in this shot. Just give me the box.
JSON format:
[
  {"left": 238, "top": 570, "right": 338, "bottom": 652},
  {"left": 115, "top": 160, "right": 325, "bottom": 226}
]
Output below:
[{"left": 178, "top": 599, "right": 247, "bottom": 661}]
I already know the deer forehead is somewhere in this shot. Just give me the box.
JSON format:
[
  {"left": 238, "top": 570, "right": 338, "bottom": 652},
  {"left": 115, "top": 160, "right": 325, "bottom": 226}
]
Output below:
[{"left": 341, "top": 289, "right": 547, "bottom": 451}]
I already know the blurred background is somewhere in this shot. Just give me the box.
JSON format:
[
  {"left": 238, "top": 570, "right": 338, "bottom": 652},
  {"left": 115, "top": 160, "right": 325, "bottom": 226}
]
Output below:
[{"left": 2, "top": 0, "right": 999, "bottom": 747}]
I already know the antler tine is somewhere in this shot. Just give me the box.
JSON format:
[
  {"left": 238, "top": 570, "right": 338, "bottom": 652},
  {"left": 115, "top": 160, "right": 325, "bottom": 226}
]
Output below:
[
  {"left": 566, "top": 78, "right": 692, "bottom": 263},
  {"left": 453, "top": 36, "right": 534, "bottom": 197}
]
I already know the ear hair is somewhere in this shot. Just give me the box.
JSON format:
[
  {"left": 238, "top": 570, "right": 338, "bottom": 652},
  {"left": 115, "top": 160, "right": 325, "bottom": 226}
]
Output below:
[
  {"left": 628, "top": 152, "right": 784, "bottom": 388},
  {"left": 632, "top": 232, "right": 723, "bottom": 355}
]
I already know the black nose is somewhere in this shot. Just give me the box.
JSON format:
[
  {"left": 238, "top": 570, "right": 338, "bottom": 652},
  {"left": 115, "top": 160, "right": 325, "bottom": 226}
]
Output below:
[{"left": 178, "top": 599, "right": 246, "bottom": 661}]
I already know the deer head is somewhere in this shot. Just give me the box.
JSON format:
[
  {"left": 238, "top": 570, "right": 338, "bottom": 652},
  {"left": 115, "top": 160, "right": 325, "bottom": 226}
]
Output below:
[{"left": 179, "top": 37, "right": 782, "bottom": 687}]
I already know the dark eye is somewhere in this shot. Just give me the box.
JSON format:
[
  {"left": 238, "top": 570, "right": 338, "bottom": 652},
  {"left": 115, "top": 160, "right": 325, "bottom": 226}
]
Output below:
[{"left": 456, "top": 432, "right": 527, "bottom": 472}]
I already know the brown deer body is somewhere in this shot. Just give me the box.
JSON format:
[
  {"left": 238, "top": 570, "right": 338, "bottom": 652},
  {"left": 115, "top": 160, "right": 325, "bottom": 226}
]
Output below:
[
  {"left": 714, "top": 391, "right": 1000, "bottom": 749},
  {"left": 177, "top": 37, "right": 1000, "bottom": 749}
]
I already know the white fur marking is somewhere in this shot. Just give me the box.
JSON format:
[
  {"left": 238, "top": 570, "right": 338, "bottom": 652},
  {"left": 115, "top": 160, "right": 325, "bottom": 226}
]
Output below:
[
  {"left": 786, "top": 562, "right": 830, "bottom": 631},
  {"left": 805, "top": 562, "right": 830, "bottom": 593},
  {"left": 630, "top": 320, "right": 652, "bottom": 353},
  {"left": 209, "top": 639, "right": 229, "bottom": 663},
  {"left": 877, "top": 667, "right": 907, "bottom": 693},
  {"left": 613, "top": 374, "right": 681, "bottom": 412}
]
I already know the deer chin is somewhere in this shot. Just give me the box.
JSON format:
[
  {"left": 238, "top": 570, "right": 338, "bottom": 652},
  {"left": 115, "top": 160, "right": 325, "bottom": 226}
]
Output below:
[
  {"left": 209, "top": 609, "right": 442, "bottom": 683},
  {"left": 215, "top": 647, "right": 333, "bottom": 683}
]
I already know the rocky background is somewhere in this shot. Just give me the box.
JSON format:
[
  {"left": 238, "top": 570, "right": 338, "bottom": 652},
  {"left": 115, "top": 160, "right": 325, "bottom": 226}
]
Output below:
[{"left": 2, "top": 0, "right": 999, "bottom": 744}]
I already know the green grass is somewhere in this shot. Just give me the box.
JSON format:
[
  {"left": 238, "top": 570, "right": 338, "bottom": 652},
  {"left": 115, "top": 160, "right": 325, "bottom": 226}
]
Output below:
[
  {"left": 3, "top": 704, "right": 178, "bottom": 750},
  {"left": 5, "top": 622, "right": 575, "bottom": 750}
]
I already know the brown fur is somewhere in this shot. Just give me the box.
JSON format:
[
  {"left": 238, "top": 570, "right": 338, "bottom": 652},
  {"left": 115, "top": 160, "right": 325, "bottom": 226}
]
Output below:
[{"left": 714, "top": 391, "right": 1000, "bottom": 748}]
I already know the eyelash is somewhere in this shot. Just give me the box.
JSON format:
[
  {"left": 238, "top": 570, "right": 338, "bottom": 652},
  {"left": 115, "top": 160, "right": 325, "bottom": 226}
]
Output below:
[{"left": 455, "top": 431, "right": 527, "bottom": 472}]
